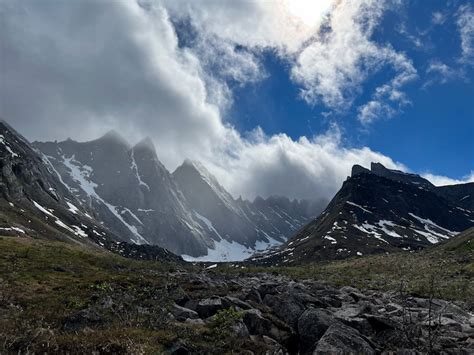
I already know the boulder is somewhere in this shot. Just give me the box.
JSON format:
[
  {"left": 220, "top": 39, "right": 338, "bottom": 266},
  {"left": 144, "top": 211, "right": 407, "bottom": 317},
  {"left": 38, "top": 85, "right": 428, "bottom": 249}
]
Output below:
[
  {"left": 229, "top": 320, "right": 250, "bottom": 338},
  {"left": 223, "top": 296, "right": 252, "bottom": 310},
  {"left": 184, "top": 318, "right": 205, "bottom": 325},
  {"left": 258, "top": 283, "right": 279, "bottom": 297},
  {"left": 171, "top": 304, "right": 199, "bottom": 322},
  {"left": 313, "top": 323, "right": 375, "bottom": 354},
  {"left": 62, "top": 308, "right": 103, "bottom": 332},
  {"left": 243, "top": 309, "right": 291, "bottom": 344},
  {"left": 263, "top": 294, "right": 305, "bottom": 329},
  {"left": 196, "top": 297, "right": 225, "bottom": 318},
  {"left": 245, "top": 288, "right": 263, "bottom": 304},
  {"left": 297, "top": 308, "right": 335, "bottom": 354}
]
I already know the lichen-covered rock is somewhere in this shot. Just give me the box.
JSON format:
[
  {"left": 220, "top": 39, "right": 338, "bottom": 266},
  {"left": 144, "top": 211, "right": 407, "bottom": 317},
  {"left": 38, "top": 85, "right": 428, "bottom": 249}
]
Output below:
[{"left": 313, "top": 323, "right": 375, "bottom": 354}]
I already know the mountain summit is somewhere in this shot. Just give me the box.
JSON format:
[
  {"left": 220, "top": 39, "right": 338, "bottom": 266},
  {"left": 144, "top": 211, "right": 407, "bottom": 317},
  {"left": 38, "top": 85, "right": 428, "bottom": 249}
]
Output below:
[
  {"left": 32, "top": 130, "right": 323, "bottom": 260},
  {"left": 250, "top": 162, "right": 474, "bottom": 265}
]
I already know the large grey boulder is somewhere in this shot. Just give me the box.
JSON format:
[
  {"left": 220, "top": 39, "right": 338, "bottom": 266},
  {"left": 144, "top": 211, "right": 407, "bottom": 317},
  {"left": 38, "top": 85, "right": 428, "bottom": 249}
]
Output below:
[
  {"left": 263, "top": 294, "right": 305, "bottom": 329},
  {"left": 243, "top": 309, "right": 291, "bottom": 344},
  {"left": 171, "top": 304, "right": 199, "bottom": 322},
  {"left": 313, "top": 323, "right": 375, "bottom": 354},
  {"left": 297, "top": 308, "right": 335, "bottom": 354}
]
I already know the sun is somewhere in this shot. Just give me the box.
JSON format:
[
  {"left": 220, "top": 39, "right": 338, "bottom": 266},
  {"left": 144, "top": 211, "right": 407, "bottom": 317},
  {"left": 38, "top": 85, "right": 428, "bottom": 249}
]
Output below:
[{"left": 287, "top": 0, "right": 334, "bottom": 27}]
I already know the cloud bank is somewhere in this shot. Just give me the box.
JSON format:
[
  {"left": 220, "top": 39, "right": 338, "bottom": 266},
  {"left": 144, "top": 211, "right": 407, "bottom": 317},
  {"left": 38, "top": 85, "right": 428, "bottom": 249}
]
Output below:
[{"left": 0, "top": 0, "right": 469, "bottom": 201}]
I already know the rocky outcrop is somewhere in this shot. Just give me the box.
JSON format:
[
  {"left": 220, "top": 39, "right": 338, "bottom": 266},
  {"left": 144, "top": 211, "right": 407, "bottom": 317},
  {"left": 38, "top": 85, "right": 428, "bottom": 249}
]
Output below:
[{"left": 166, "top": 271, "right": 474, "bottom": 354}]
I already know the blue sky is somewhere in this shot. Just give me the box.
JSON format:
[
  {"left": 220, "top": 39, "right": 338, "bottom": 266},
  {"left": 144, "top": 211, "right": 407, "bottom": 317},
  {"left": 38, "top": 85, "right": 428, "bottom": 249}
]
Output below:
[
  {"left": 2, "top": 0, "right": 473, "bottom": 200},
  {"left": 228, "top": 1, "right": 473, "bottom": 180}
]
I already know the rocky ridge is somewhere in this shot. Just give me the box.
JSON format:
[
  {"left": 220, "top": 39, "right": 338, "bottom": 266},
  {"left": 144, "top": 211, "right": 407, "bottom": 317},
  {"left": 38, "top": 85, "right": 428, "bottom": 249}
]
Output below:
[
  {"left": 250, "top": 163, "right": 474, "bottom": 265},
  {"left": 33, "top": 130, "right": 322, "bottom": 259},
  {"left": 0, "top": 120, "right": 180, "bottom": 262}
]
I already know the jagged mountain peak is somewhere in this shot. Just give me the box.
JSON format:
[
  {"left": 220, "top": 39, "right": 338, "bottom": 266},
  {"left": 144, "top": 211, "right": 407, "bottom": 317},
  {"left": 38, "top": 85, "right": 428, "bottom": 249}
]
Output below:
[
  {"left": 351, "top": 162, "right": 435, "bottom": 190},
  {"left": 133, "top": 136, "right": 155, "bottom": 151},
  {"left": 175, "top": 159, "right": 234, "bottom": 203},
  {"left": 131, "top": 137, "right": 165, "bottom": 170},
  {"left": 351, "top": 164, "right": 371, "bottom": 177},
  {"left": 94, "top": 129, "right": 130, "bottom": 149},
  {"left": 0, "top": 120, "right": 31, "bottom": 147},
  {"left": 250, "top": 168, "right": 474, "bottom": 265}
]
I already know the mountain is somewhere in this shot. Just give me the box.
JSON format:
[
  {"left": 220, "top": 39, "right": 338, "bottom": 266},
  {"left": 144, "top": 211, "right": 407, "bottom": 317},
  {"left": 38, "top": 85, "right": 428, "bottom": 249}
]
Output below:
[
  {"left": 34, "top": 132, "right": 214, "bottom": 257},
  {"left": 173, "top": 160, "right": 323, "bottom": 260},
  {"left": 250, "top": 162, "right": 474, "bottom": 265},
  {"left": 0, "top": 120, "right": 180, "bottom": 261},
  {"left": 33, "top": 131, "right": 322, "bottom": 260}
]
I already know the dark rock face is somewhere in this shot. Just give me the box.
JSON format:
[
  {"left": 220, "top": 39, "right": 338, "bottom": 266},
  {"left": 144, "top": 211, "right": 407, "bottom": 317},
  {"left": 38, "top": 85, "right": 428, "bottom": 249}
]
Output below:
[{"left": 251, "top": 163, "right": 474, "bottom": 265}]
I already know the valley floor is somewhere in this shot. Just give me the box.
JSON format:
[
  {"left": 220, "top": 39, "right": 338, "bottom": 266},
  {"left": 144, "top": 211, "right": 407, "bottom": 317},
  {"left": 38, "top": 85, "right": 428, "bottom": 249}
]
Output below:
[{"left": 0, "top": 235, "right": 473, "bottom": 354}]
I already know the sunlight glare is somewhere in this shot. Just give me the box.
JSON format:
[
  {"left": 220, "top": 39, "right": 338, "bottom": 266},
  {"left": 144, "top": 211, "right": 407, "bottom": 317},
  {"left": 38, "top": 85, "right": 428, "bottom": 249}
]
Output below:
[{"left": 287, "top": 0, "right": 333, "bottom": 27}]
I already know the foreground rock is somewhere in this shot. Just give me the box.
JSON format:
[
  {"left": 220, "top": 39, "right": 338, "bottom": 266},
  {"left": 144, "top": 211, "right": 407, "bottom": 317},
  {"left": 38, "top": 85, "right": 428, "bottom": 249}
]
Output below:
[{"left": 170, "top": 271, "right": 474, "bottom": 354}]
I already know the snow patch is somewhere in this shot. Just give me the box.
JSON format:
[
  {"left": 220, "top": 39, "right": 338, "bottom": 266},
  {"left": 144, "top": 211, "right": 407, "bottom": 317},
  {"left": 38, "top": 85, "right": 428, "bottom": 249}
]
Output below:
[
  {"left": 62, "top": 155, "right": 148, "bottom": 244},
  {"left": 408, "top": 213, "right": 457, "bottom": 244},
  {"left": 0, "top": 134, "right": 19, "bottom": 158},
  {"left": 130, "top": 150, "right": 150, "bottom": 191},
  {"left": 66, "top": 202, "right": 79, "bottom": 215},
  {"left": 0, "top": 227, "right": 25, "bottom": 234},
  {"left": 346, "top": 201, "right": 373, "bottom": 214}
]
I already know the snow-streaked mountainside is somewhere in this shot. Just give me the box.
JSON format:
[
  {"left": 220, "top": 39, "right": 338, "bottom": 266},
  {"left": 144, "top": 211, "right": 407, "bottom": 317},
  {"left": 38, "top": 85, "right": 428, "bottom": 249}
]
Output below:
[
  {"left": 250, "top": 163, "right": 474, "bottom": 265},
  {"left": 33, "top": 130, "right": 323, "bottom": 260},
  {"left": 173, "top": 160, "right": 322, "bottom": 261},
  {"left": 0, "top": 121, "right": 180, "bottom": 262}
]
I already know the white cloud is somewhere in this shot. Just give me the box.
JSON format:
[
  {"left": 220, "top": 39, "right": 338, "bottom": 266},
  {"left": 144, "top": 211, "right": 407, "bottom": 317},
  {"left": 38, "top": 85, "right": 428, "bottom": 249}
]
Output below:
[
  {"left": 206, "top": 124, "right": 404, "bottom": 200},
  {"left": 424, "top": 60, "right": 463, "bottom": 87},
  {"left": 1, "top": 0, "right": 463, "bottom": 203},
  {"left": 423, "top": 172, "right": 474, "bottom": 187},
  {"left": 290, "top": 0, "right": 417, "bottom": 123},
  {"left": 457, "top": 4, "right": 474, "bottom": 64},
  {"left": 162, "top": 0, "right": 330, "bottom": 54}
]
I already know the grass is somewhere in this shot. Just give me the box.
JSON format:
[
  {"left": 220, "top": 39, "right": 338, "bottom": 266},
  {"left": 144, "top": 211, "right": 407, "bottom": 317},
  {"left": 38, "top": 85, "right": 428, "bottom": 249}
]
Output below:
[
  {"left": 1, "top": 234, "right": 472, "bottom": 353},
  {"left": 0, "top": 236, "right": 258, "bottom": 354},
  {"left": 227, "top": 249, "right": 473, "bottom": 306}
]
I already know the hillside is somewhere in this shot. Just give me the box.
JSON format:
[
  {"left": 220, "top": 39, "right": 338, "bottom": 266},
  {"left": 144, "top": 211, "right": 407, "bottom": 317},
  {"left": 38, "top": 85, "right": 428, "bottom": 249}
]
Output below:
[{"left": 1, "top": 233, "right": 472, "bottom": 354}]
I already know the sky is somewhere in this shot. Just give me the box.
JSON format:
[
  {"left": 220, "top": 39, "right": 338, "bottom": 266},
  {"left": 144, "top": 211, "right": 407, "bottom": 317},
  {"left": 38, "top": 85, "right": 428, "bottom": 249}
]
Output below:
[{"left": 1, "top": 0, "right": 473, "bottom": 201}]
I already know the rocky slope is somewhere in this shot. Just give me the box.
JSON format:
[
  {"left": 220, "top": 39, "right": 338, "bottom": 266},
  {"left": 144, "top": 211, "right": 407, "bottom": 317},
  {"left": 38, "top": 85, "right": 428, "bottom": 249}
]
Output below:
[
  {"left": 34, "top": 131, "right": 321, "bottom": 260},
  {"left": 0, "top": 121, "right": 180, "bottom": 261},
  {"left": 1, "top": 236, "right": 472, "bottom": 354},
  {"left": 250, "top": 163, "right": 474, "bottom": 265}
]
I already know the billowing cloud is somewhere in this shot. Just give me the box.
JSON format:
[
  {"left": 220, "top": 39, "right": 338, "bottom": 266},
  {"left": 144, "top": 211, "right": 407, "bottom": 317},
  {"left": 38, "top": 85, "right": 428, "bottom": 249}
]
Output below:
[
  {"left": 423, "top": 172, "right": 474, "bottom": 187},
  {"left": 207, "top": 125, "right": 404, "bottom": 200},
  {"left": 290, "top": 0, "right": 417, "bottom": 124},
  {"left": 0, "top": 0, "right": 463, "bottom": 202}
]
